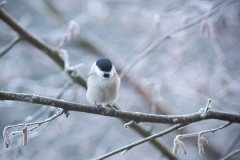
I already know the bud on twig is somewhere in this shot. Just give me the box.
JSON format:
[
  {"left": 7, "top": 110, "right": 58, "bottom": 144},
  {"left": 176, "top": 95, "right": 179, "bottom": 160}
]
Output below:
[
  {"left": 178, "top": 140, "right": 188, "bottom": 154},
  {"left": 3, "top": 127, "right": 11, "bottom": 148},
  {"left": 201, "top": 136, "right": 208, "bottom": 145},
  {"left": 4, "top": 141, "right": 9, "bottom": 148},
  {"left": 124, "top": 120, "right": 135, "bottom": 129},
  {"left": 173, "top": 138, "right": 179, "bottom": 154},
  {"left": 66, "top": 20, "right": 80, "bottom": 41},
  {"left": 121, "top": 149, "right": 130, "bottom": 155},
  {"left": 200, "top": 19, "right": 216, "bottom": 39},
  {"left": 198, "top": 136, "right": 206, "bottom": 155},
  {"left": 22, "top": 125, "right": 28, "bottom": 146},
  {"left": 153, "top": 14, "right": 162, "bottom": 35}
]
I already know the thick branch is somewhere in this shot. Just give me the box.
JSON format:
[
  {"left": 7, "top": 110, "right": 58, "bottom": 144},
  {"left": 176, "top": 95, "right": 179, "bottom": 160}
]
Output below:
[
  {"left": 0, "top": 8, "right": 86, "bottom": 88},
  {"left": 0, "top": 91, "right": 240, "bottom": 124}
]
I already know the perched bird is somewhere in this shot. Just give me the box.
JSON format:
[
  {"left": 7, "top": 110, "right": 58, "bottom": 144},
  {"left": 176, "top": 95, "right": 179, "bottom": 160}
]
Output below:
[{"left": 86, "top": 58, "right": 120, "bottom": 111}]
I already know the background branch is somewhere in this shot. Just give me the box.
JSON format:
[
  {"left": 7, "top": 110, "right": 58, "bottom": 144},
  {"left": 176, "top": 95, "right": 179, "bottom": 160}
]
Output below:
[
  {"left": 119, "top": 0, "right": 237, "bottom": 78},
  {"left": 221, "top": 148, "right": 240, "bottom": 160},
  {"left": 95, "top": 124, "right": 186, "bottom": 160},
  {"left": 0, "top": 6, "right": 178, "bottom": 159},
  {"left": 0, "top": 8, "right": 86, "bottom": 88},
  {"left": 0, "top": 36, "right": 22, "bottom": 57},
  {"left": 0, "top": 0, "right": 239, "bottom": 159}
]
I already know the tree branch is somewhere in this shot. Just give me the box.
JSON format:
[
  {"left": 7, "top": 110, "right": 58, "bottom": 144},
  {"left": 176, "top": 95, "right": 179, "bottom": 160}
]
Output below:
[
  {"left": 0, "top": 8, "right": 86, "bottom": 88},
  {"left": 221, "top": 148, "right": 240, "bottom": 160},
  {"left": 0, "top": 91, "right": 240, "bottom": 124},
  {"left": 0, "top": 35, "right": 22, "bottom": 57},
  {"left": 0, "top": 2, "right": 238, "bottom": 159},
  {"left": 173, "top": 122, "right": 232, "bottom": 155},
  {"left": 95, "top": 124, "right": 186, "bottom": 160},
  {"left": 5, "top": 108, "right": 63, "bottom": 135},
  {"left": 119, "top": 0, "right": 237, "bottom": 78},
  {"left": 0, "top": 7, "right": 177, "bottom": 159}
]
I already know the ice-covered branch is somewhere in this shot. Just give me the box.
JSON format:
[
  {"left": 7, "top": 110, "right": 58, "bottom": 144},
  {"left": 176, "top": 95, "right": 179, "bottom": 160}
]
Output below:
[{"left": 0, "top": 91, "right": 240, "bottom": 124}]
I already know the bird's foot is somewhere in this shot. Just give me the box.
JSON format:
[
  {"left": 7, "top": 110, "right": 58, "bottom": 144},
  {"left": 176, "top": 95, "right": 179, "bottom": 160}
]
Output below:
[
  {"left": 94, "top": 102, "right": 101, "bottom": 111},
  {"left": 109, "top": 104, "right": 117, "bottom": 116}
]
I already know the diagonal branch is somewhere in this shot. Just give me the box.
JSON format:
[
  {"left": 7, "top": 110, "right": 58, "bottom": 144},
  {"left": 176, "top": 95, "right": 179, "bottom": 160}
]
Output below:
[
  {"left": 95, "top": 124, "right": 186, "bottom": 160},
  {"left": 0, "top": 91, "right": 240, "bottom": 124},
  {"left": 0, "top": 7, "right": 177, "bottom": 160},
  {"left": 119, "top": 0, "right": 237, "bottom": 78},
  {"left": 0, "top": 36, "right": 22, "bottom": 57},
  {"left": 0, "top": 8, "right": 86, "bottom": 88},
  {"left": 221, "top": 148, "right": 240, "bottom": 160}
]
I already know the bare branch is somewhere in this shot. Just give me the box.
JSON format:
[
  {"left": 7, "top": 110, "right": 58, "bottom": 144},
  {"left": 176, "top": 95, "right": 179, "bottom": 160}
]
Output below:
[
  {"left": 0, "top": 91, "right": 240, "bottom": 124},
  {"left": 4, "top": 108, "right": 63, "bottom": 131},
  {"left": 0, "top": 1, "right": 238, "bottom": 159},
  {"left": 174, "top": 122, "right": 232, "bottom": 155},
  {"left": 57, "top": 20, "right": 80, "bottom": 49},
  {"left": 0, "top": 0, "right": 6, "bottom": 8},
  {"left": 221, "top": 148, "right": 240, "bottom": 160},
  {"left": 0, "top": 8, "right": 87, "bottom": 88},
  {"left": 0, "top": 36, "right": 22, "bottom": 57},
  {"left": 124, "top": 120, "right": 137, "bottom": 129},
  {"left": 95, "top": 124, "right": 186, "bottom": 160},
  {"left": 22, "top": 125, "right": 28, "bottom": 146},
  {"left": 0, "top": 7, "right": 176, "bottom": 160},
  {"left": 176, "top": 122, "right": 232, "bottom": 140},
  {"left": 201, "top": 99, "right": 212, "bottom": 118},
  {"left": 0, "top": 82, "right": 73, "bottom": 155},
  {"left": 3, "top": 108, "right": 64, "bottom": 148},
  {"left": 59, "top": 49, "right": 84, "bottom": 77},
  {"left": 119, "top": 0, "right": 236, "bottom": 78}
]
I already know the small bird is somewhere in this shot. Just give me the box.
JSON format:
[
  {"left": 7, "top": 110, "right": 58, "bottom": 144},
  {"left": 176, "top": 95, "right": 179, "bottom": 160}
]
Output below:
[{"left": 86, "top": 58, "right": 120, "bottom": 111}]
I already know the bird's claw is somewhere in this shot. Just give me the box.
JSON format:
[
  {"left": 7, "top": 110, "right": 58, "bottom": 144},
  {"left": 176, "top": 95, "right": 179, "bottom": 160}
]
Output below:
[
  {"left": 94, "top": 103, "right": 100, "bottom": 111},
  {"left": 110, "top": 104, "right": 117, "bottom": 116}
]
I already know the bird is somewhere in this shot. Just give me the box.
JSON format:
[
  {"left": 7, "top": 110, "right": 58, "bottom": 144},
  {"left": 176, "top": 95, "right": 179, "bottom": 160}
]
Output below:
[{"left": 86, "top": 57, "right": 120, "bottom": 112}]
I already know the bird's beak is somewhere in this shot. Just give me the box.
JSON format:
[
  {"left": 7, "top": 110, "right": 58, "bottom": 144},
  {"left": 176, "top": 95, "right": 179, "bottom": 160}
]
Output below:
[{"left": 103, "top": 72, "right": 110, "bottom": 78}]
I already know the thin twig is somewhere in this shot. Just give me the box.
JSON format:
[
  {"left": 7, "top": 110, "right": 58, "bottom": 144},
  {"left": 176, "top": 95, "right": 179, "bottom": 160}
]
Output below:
[
  {"left": 124, "top": 120, "right": 136, "bottom": 129},
  {"left": 2, "top": 108, "right": 64, "bottom": 147},
  {"left": 0, "top": 82, "right": 73, "bottom": 154},
  {"left": 119, "top": 0, "right": 236, "bottom": 79},
  {"left": 56, "top": 20, "right": 79, "bottom": 49},
  {"left": 10, "top": 82, "right": 74, "bottom": 136},
  {"left": 221, "top": 148, "right": 240, "bottom": 160},
  {"left": 0, "top": 120, "right": 52, "bottom": 155},
  {"left": 57, "top": 33, "right": 68, "bottom": 49},
  {"left": 95, "top": 124, "right": 186, "bottom": 160},
  {"left": 59, "top": 49, "right": 84, "bottom": 74},
  {"left": 59, "top": 49, "right": 70, "bottom": 74},
  {"left": 220, "top": 131, "right": 240, "bottom": 159},
  {"left": 4, "top": 108, "right": 63, "bottom": 130},
  {"left": 176, "top": 122, "right": 232, "bottom": 140},
  {"left": 0, "top": 36, "right": 22, "bottom": 57},
  {"left": 201, "top": 99, "right": 212, "bottom": 118},
  {"left": 173, "top": 122, "right": 232, "bottom": 155},
  {"left": 0, "top": 0, "right": 6, "bottom": 7}
]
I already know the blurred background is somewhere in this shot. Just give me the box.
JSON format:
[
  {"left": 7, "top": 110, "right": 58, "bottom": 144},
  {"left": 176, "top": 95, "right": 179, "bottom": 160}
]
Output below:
[{"left": 0, "top": 0, "right": 240, "bottom": 160}]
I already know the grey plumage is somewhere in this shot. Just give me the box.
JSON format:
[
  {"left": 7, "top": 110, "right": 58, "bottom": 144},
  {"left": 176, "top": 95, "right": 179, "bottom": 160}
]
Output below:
[{"left": 86, "top": 58, "right": 120, "bottom": 106}]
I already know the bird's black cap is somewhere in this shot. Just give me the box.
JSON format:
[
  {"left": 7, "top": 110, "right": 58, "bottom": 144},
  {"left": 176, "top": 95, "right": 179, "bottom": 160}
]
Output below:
[{"left": 96, "top": 58, "right": 112, "bottom": 72}]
